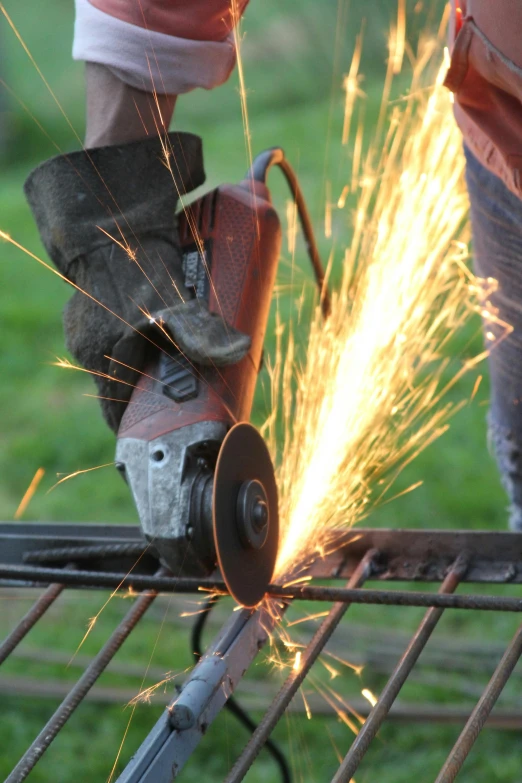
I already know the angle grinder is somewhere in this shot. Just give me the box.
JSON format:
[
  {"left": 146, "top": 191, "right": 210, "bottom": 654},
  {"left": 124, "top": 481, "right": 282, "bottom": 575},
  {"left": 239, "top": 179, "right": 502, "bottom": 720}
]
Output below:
[{"left": 115, "top": 149, "right": 328, "bottom": 607}]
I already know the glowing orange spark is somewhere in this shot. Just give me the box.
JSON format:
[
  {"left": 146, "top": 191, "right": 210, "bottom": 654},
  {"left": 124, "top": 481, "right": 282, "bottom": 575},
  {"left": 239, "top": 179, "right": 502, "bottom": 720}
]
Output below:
[
  {"left": 230, "top": 0, "right": 254, "bottom": 179},
  {"left": 312, "top": 678, "right": 360, "bottom": 735},
  {"left": 320, "top": 659, "right": 340, "bottom": 680},
  {"left": 0, "top": 234, "right": 192, "bottom": 389},
  {"left": 342, "top": 32, "right": 365, "bottom": 146},
  {"left": 379, "top": 480, "right": 424, "bottom": 506},
  {"left": 14, "top": 467, "right": 45, "bottom": 519},
  {"left": 127, "top": 671, "right": 182, "bottom": 707},
  {"left": 179, "top": 609, "right": 208, "bottom": 618},
  {"left": 337, "top": 185, "right": 350, "bottom": 209},
  {"left": 391, "top": 0, "right": 406, "bottom": 75},
  {"left": 323, "top": 651, "right": 364, "bottom": 677},
  {"left": 286, "top": 611, "right": 330, "bottom": 628},
  {"left": 470, "top": 374, "right": 483, "bottom": 402},
  {"left": 282, "top": 576, "right": 312, "bottom": 589},
  {"left": 300, "top": 688, "right": 312, "bottom": 720},
  {"left": 47, "top": 463, "right": 114, "bottom": 494},
  {"left": 69, "top": 544, "right": 155, "bottom": 665},
  {"left": 361, "top": 688, "right": 378, "bottom": 707},
  {"left": 286, "top": 199, "right": 298, "bottom": 256}
]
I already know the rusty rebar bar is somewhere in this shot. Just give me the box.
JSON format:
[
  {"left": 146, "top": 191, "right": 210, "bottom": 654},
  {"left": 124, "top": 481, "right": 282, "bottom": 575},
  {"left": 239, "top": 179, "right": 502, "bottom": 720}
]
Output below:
[
  {"left": 0, "top": 563, "right": 226, "bottom": 594},
  {"left": 4, "top": 564, "right": 522, "bottom": 614},
  {"left": 4, "top": 574, "right": 163, "bottom": 783},
  {"left": 223, "top": 551, "right": 376, "bottom": 783},
  {"left": 23, "top": 542, "right": 147, "bottom": 563},
  {"left": 332, "top": 556, "right": 468, "bottom": 783},
  {"left": 0, "top": 582, "right": 64, "bottom": 665},
  {"left": 268, "top": 584, "right": 522, "bottom": 613},
  {"left": 434, "top": 622, "right": 522, "bottom": 783}
]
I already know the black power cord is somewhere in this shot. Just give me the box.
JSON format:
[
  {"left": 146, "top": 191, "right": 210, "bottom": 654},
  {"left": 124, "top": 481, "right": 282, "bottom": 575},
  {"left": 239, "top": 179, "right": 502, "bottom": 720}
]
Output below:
[
  {"left": 247, "top": 148, "right": 331, "bottom": 320},
  {"left": 191, "top": 595, "right": 291, "bottom": 783}
]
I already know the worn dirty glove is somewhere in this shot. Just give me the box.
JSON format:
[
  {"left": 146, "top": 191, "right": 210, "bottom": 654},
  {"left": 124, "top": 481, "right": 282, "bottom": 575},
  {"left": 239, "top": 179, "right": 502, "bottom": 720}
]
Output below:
[{"left": 24, "top": 132, "right": 251, "bottom": 432}]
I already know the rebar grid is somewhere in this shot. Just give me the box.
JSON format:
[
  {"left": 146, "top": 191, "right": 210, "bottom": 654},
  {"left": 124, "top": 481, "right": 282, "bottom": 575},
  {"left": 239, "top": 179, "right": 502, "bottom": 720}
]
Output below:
[
  {"left": 2, "top": 525, "right": 522, "bottom": 783},
  {"left": 330, "top": 555, "right": 468, "bottom": 783},
  {"left": 4, "top": 569, "right": 165, "bottom": 783}
]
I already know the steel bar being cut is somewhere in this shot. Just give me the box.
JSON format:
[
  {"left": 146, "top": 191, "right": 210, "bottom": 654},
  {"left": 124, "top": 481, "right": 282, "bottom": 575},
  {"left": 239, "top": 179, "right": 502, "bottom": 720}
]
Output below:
[{"left": 4, "top": 562, "right": 522, "bottom": 613}]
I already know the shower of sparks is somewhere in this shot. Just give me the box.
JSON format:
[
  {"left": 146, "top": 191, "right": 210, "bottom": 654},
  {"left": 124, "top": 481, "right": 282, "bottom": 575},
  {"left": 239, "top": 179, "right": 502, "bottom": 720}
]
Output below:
[
  {"left": 264, "top": 40, "right": 511, "bottom": 582},
  {"left": 14, "top": 467, "right": 45, "bottom": 519}
]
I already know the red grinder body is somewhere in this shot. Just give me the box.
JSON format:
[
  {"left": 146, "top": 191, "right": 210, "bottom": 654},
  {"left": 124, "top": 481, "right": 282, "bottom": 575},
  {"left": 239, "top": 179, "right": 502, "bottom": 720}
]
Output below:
[
  {"left": 119, "top": 179, "right": 280, "bottom": 441},
  {"left": 115, "top": 177, "right": 282, "bottom": 575}
]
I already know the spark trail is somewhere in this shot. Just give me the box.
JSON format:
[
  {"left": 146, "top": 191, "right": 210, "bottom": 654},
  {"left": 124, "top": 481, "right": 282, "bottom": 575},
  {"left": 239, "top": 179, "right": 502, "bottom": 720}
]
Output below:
[{"left": 268, "top": 43, "right": 509, "bottom": 581}]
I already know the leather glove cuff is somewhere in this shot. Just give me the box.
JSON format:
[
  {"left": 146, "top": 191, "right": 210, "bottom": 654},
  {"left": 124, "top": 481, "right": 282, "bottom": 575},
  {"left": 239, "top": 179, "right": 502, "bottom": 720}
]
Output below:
[{"left": 23, "top": 131, "right": 205, "bottom": 276}]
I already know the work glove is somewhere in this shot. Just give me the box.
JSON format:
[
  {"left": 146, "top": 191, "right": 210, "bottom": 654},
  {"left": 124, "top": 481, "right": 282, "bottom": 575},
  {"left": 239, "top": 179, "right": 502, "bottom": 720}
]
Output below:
[{"left": 24, "top": 132, "right": 251, "bottom": 432}]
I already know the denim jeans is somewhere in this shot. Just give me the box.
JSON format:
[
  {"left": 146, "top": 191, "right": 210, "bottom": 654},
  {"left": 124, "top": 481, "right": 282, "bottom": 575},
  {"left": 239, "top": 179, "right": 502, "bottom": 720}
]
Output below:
[{"left": 465, "top": 145, "right": 522, "bottom": 529}]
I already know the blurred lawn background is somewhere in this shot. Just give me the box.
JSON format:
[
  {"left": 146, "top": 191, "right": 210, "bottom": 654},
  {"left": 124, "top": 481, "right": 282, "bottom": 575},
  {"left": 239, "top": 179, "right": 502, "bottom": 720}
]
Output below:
[{"left": 1, "top": 1, "right": 521, "bottom": 781}]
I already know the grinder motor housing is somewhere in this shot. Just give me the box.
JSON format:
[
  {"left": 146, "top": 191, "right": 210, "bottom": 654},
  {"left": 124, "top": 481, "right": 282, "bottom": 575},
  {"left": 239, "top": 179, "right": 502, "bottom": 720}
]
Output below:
[{"left": 116, "top": 174, "right": 281, "bottom": 576}]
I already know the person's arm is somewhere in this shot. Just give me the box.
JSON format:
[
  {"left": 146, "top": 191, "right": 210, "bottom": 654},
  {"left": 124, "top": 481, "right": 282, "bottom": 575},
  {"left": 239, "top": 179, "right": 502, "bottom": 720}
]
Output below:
[
  {"left": 23, "top": 0, "right": 252, "bottom": 432},
  {"left": 75, "top": 0, "right": 249, "bottom": 147},
  {"left": 85, "top": 63, "right": 176, "bottom": 147}
]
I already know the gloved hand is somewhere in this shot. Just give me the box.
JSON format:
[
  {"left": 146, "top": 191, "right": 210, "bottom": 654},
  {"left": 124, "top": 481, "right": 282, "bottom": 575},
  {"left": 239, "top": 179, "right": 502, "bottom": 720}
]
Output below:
[{"left": 24, "top": 132, "right": 251, "bottom": 432}]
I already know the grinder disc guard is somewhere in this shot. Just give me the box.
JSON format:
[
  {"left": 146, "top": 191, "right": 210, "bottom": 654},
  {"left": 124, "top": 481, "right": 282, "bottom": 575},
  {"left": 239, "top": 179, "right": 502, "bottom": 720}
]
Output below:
[{"left": 213, "top": 423, "right": 279, "bottom": 607}]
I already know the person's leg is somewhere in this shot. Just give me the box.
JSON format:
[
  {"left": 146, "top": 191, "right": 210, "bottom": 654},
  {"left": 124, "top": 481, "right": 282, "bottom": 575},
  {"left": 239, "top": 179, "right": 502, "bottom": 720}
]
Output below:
[{"left": 465, "top": 144, "right": 522, "bottom": 529}]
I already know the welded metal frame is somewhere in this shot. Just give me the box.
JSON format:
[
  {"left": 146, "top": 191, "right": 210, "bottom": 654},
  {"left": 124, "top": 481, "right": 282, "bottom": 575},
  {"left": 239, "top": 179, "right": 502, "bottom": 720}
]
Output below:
[{"left": 2, "top": 521, "right": 522, "bottom": 783}]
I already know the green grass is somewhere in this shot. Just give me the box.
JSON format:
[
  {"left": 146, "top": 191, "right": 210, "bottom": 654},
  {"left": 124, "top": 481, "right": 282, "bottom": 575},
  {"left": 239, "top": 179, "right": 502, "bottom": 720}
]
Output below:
[{"left": 2, "top": 1, "right": 521, "bottom": 781}]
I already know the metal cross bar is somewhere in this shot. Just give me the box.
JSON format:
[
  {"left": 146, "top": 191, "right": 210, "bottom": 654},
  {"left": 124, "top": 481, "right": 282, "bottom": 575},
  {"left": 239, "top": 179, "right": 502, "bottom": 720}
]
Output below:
[{"left": 4, "top": 524, "right": 522, "bottom": 583}]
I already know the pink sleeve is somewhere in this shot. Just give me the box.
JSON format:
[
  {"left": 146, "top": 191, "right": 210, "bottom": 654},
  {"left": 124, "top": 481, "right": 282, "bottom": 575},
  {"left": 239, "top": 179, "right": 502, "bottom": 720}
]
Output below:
[
  {"left": 73, "top": 0, "right": 250, "bottom": 95},
  {"left": 445, "top": 1, "right": 522, "bottom": 199}
]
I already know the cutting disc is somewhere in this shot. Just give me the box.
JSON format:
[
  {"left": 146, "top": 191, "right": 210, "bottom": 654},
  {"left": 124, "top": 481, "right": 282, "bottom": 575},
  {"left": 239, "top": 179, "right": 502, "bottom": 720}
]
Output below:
[{"left": 213, "top": 422, "right": 279, "bottom": 607}]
